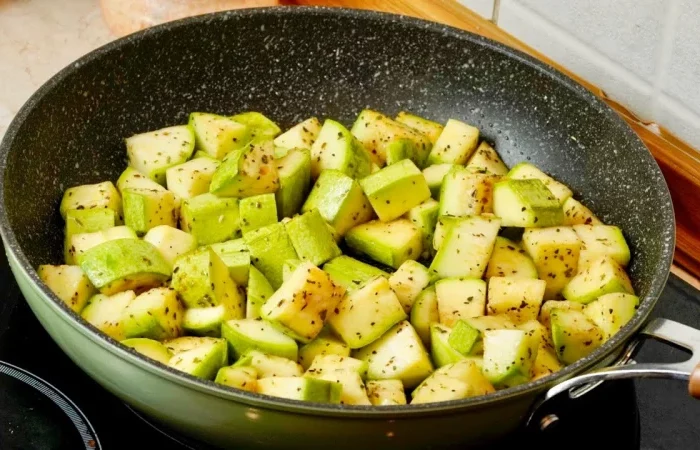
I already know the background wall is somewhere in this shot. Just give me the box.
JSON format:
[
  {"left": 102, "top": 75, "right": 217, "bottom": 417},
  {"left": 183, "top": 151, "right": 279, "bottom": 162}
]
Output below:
[{"left": 459, "top": 0, "right": 700, "bottom": 153}]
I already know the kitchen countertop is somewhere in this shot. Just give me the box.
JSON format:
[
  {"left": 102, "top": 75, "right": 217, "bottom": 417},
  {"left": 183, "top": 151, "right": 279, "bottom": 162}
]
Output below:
[{"left": 2, "top": 0, "right": 700, "bottom": 282}]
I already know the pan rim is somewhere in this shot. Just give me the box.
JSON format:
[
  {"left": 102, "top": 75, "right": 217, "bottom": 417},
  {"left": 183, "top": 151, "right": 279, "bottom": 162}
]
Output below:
[{"left": 0, "top": 5, "right": 676, "bottom": 418}]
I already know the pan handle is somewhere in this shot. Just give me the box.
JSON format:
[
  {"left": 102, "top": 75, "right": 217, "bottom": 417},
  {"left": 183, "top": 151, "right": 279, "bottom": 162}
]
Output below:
[{"left": 527, "top": 318, "right": 700, "bottom": 430}]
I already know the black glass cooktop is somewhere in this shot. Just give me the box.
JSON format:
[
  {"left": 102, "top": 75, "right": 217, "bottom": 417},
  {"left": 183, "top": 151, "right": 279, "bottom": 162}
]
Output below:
[{"left": 0, "top": 243, "right": 698, "bottom": 449}]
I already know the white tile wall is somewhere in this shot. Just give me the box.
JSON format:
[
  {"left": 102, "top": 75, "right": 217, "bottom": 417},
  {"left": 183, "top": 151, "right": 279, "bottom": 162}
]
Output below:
[
  {"left": 458, "top": 0, "right": 495, "bottom": 21},
  {"left": 458, "top": 0, "right": 700, "bottom": 152}
]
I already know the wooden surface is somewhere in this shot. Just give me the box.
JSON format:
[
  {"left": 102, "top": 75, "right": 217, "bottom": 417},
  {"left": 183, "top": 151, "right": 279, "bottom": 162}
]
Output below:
[{"left": 285, "top": 0, "right": 700, "bottom": 280}]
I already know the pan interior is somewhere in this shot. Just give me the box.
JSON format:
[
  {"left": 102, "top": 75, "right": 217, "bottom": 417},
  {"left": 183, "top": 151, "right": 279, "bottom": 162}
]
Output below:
[{"left": 0, "top": 7, "right": 675, "bottom": 411}]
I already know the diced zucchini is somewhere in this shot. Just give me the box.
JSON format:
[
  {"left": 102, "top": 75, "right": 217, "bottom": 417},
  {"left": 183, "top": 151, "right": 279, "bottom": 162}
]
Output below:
[
  {"left": 573, "top": 224, "right": 631, "bottom": 270},
  {"left": 79, "top": 239, "right": 170, "bottom": 295},
  {"left": 171, "top": 248, "right": 243, "bottom": 316},
  {"left": 422, "top": 164, "right": 455, "bottom": 200},
  {"left": 304, "top": 363, "right": 370, "bottom": 405},
  {"left": 63, "top": 208, "right": 118, "bottom": 264},
  {"left": 539, "top": 300, "right": 584, "bottom": 329},
  {"left": 507, "top": 162, "right": 573, "bottom": 204},
  {"left": 484, "top": 236, "right": 538, "bottom": 280},
  {"left": 411, "top": 360, "right": 494, "bottom": 404},
  {"left": 562, "top": 256, "right": 634, "bottom": 304},
  {"left": 183, "top": 305, "right": 230, "bottom": 337},
  {"left": 180, "top": 193, "right": 240, "bottom": 245},
  {"left": 531, "top": 345, "right": 563, "bottom": 380},
  {"left": 246, "top": 265, "right": 274, "bottom": 320},
  {"left": 353, "top": 321, "right": 433, "bottom": 389},
  {"left": 563, "top": 197, "right": 602, "bottom": 226},
  {"left": 122, "top": 187, "right": 178, "bottom": 236},
  {"left": 143, "top": 225, "right": 198, "bottom": 268},
  {"left": 209, "top": 140, "right": 279, "bottom": 197},
  {"left": 116, "top": 167, "right": 167, "bottom": 196},
  {"left": 328, "top": 276, "right": 407, "bottom": 349},
  {"left": 166, "top": 337, "right": 228, "bottom": 380},
  {"left": 239, "top": 193, "right": 278, "bottom": 235},
  {"left": 429, "top": 215, "right": 501, "bottom": 279},
  {"left": 310, "top": 119, "right": 371, "bottom": 179},
  {"left": 121, "top": 338, "right": 173, "bottom": 365},
  {"left": 165, "top": 157, "right": 221, "bottom": 200},
  {"left": 438, "top": 167, "right": 500, "bottom": 216},
  {"left": 298, "top": 329, "right": 351, "bottom": 370},
  {"left": 522, "top": 226, "right": 582, "bottom": 299},
  {"left": 395, "top": 111, "right": 444, "bottom": 144},
  {"left": 126, "top": 124, "right": 196, "bottom": 185},
  {"left": 465, "top": 141, "right": 508, "bottom": 175},
  {"left": 482, "top": 329, "right": 539, "bottom": 388},
  {"left": 215, "top": 366, "right": 258, "bottom": 392},
  {"left": 230, "top": 111, "right": 281, "bottom": 142},
  {"left": 81, "top": 290, "right": 136, "bottom": 340},
  {"left": 430, "top": 323, "right": 467, "bottom": 367},
  {"left": 234, "top": 350, "right": 303, "bottom": 378},
  {"left": 584, "top": 292, "right": 639, "bottom": 339},
  {"left": 426, "top": 119, "right": 480, "bottom": 165},
  {"left": 359, "top": 159, "right": 431, "bottom": 222},
  {"left": 209, "top": 238, "right": 251, "bottom": 286},
  {"left": 275, "top": 148, "right": 312, "bottom": 219},
  {"left": 432, "top": 215, "right": 461, "bottom": 252},
  {"left": 257, "top": 377, "right": 339, "bottom": 403},
  {"left": 285, "top": 209, "right": 342, "bottom": 266},
  {"left": 302, "top": 170, "right": 374, "bottom": 236},
  {"left": 305, "top": 354, "right": 368, "bottom": 379},
  {"left": 243, "top": 222, "right": 299, "bottom": 289},
  {"left": 385, "top": 138, "right": 420, "bottom": 166},
  {"left": 69, "top": 226, "right": 138, "bottom": 265},
  {"left": 189, "top": 112, "right": 250, "bottom": 160},
  {"left": 221, "top": 319, "right": 298, "bottom": 361},
  {"left": 388, "top": 260, "right": 432, "bottom": 313},
  {"left": 550, "top": 308, "right": 604, "bottom": 364},
  {"left": 404, "top": 198, "right": 440, "bottom": 260},
  {"left": 463, "top": 314, "right": 517, "bottom": 333},
  {"left": 60, "top": 181, "right": 122, "bottom": 220},
  {"left": 448, "top": 320, "right": 482, "bottom": 355},
  {"left": 350, "top": 109, "right": 431, "bottom": 167},
  {"left": 122, "top": 287, "right": 184, "bottom": 340},
  {"left": 274, "top": 117, "right": 322, "bottom": 151},
  {"left": 486, "top": 276, "right": 546, "bottom": 324},
  {"left": 435, "top": 278, "right": 487, "bottom": 326},
  {"left": 261, "top": 261, "right": 345, "bottom": 343},
  {"left": 410, "top": 286, "right": 439, "bottom": 346},
  {"left": 493, "top": 179, "right": 564, "bottom": 227},
  {"left": 322, "top": 255, "right": 389, "bottom": 292},
  {"left": 345, "top": 219, "right": 423, "bottom": 269},
  {"left": 38, "top": 264, "right": 96, "bottom": 313},
  {"left": 367, "top": 379, "right": 407, "bottom": 405}
]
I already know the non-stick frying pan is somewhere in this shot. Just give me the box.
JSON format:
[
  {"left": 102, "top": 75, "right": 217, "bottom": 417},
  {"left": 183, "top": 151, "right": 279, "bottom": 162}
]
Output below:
[{"left": 0, "top": 7, "right": 698, "bottom": 449}]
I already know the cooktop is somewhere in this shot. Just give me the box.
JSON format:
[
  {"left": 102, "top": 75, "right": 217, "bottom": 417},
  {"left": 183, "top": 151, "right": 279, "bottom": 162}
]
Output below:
[{"left": 0, "top": 245, "right": 698, "bottom": 449}]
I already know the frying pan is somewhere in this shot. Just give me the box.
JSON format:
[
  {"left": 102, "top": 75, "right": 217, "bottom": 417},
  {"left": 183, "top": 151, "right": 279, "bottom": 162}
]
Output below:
[{"left": 0, "top": 6, "right": 698, "bottom": 449}]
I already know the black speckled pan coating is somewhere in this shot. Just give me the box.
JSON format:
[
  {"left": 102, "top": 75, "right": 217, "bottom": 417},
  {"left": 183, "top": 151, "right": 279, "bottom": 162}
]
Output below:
[{"left": 0, "top": 3, "right": 675, "bottom": 429}]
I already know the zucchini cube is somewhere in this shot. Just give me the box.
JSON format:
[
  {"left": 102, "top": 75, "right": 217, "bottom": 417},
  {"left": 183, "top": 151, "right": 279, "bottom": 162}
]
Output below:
[
  {"left": 359, "top": 159, "right": 431, "bottom": 222},
  {"left": 239, "top": 193, "right": 278, "bottom": 235},
  {"left": 126, "top": 124, "right": 195, "bottom": 184},
  {"left": 345, "top": 219, "right": 423, "bottom": 269},
  {"left": 189, "top": 112, "right": 250, "bottom": 160},
  {"left": 493, "top": 178, "right": 564, "bottom": 228},
  {"left": 426, "top": 118, "right": 480, "bottom": 165},
  {"left": 180, "top": 193, "right": 240, "bottom": 245},
  {"left": 275, "top": 148, "right": 312, "bottom": 219},
  {"left": 302, "top": 169, "right": 374, "bottom": 236}
]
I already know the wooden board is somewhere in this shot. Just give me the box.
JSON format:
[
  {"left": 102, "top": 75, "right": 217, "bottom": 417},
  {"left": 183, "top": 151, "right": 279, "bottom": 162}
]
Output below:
[{"left": 284, "top": 0, "right": 700, "bottom": 280}]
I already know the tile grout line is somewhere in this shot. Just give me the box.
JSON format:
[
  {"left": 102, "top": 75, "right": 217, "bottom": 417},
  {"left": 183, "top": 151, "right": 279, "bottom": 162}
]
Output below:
[
  {"left": 649, "top": 0, "right": 682, "bottom": 121},
  {"left": 491, "top": 0, "right": 501, "bottom": 25}
]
